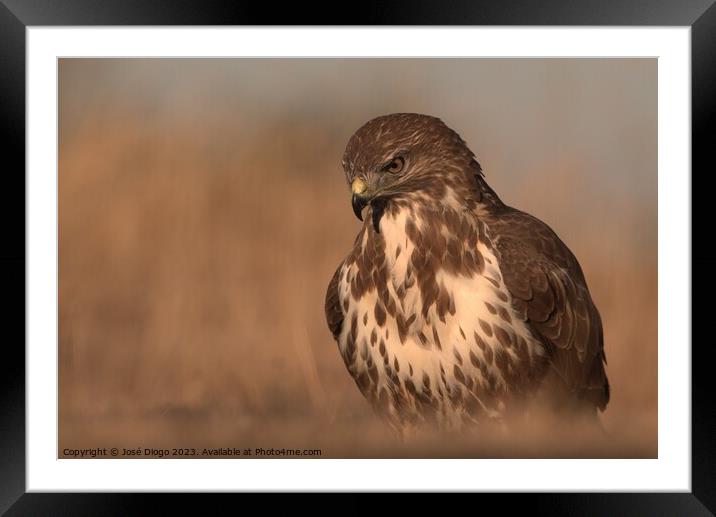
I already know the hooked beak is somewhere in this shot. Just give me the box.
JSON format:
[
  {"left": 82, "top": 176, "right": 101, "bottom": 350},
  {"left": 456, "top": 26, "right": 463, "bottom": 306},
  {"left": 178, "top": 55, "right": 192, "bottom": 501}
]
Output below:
[
  {"left": 351, "top": 178, "right": 369, "bottom": 221},
  {"left": 352, "top": 194, "right": 368, "bottom": 221}
]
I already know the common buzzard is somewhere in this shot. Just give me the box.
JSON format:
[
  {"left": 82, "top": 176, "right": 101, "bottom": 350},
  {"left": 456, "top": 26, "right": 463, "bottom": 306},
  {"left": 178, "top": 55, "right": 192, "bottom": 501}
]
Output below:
[{"left": 325, "top": 113, "right": 609, "bottom": 432}]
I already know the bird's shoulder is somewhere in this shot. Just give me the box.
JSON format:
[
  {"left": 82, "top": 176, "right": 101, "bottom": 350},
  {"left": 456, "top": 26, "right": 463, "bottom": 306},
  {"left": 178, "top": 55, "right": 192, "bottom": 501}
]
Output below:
[{"left": 483, "top": 206, "right": 583, "bottom": 277}]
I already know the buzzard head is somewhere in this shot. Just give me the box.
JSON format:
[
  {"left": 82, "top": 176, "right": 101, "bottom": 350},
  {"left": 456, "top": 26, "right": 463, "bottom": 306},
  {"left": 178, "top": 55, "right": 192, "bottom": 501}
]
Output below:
[{"left": 342, "top": 113, "right": 483, "bottom": 222}]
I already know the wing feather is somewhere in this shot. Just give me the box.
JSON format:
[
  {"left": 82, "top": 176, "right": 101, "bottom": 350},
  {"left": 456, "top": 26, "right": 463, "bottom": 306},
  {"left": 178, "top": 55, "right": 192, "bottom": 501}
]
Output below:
[
  {"left": 325, "top": 262, "right": 345, "bottom": 340},
  {"left": 488, "top": 209, "right": 610, "bottom": 410}
]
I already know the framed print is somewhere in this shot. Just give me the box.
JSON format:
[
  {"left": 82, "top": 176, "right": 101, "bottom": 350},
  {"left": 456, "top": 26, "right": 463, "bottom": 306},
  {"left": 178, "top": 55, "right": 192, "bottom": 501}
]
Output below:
[{"left": 1, "top": 0, "right": 712, "bottom": 513}]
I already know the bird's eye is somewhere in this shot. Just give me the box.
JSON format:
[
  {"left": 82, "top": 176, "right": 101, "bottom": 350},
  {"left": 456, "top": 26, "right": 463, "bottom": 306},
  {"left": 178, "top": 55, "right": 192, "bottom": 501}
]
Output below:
[{"left": 384, "top": 156, "right": 405, "bottom": 174}]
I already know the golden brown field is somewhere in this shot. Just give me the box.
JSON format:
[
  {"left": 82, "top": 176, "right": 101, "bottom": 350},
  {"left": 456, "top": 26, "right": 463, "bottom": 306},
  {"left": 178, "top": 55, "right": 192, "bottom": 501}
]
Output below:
[{"left": 58, "top": 59, "right": 657, "bottom": 458}]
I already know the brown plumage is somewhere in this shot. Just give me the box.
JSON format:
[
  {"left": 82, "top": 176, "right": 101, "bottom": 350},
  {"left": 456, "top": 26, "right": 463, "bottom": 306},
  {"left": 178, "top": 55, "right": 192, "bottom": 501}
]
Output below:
[{"left": 325, "top": 113, "right": 609, "bottom": 432}]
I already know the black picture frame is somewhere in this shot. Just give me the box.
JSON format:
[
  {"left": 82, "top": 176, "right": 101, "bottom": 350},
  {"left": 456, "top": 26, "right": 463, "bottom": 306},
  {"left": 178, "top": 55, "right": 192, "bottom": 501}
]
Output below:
[{"left": 1, "top": 1, "right": 711, "bottom": 513}]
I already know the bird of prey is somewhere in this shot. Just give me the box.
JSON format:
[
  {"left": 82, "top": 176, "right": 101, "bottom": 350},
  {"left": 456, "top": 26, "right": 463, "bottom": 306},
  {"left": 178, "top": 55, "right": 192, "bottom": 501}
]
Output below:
[{"left": 325, "top": 113, "right": 609, "bottom": 433}]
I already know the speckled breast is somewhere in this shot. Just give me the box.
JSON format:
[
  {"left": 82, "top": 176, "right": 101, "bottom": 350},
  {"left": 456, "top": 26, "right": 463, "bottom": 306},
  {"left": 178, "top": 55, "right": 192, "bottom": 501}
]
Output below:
[{"left": 336, "top": 204, "right": 546, "bottom": 430}]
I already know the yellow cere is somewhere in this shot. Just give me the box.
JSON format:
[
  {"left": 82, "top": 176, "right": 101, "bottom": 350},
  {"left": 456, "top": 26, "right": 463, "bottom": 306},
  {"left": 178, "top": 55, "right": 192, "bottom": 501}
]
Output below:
[{"left": 351, "top": 178, "right": 367, "bottom": 195}]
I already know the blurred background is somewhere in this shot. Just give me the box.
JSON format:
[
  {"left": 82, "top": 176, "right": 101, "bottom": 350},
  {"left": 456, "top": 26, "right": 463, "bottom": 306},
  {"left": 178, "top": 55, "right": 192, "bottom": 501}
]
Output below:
[{"left": 59, "top": 58, "right": 657, "bottom": 458}]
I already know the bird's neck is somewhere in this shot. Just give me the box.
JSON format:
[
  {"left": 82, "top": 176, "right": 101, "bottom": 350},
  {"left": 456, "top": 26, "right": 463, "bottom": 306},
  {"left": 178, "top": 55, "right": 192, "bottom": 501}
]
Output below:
[
  {"left": 366, "top": 175, "right": 503, "bottom": 234},
  {"left": 358, "top": 200, "right": 490, "bottom": 295},
  {"left": 364, "top": 198, "right": 470, "bottom": 257}
]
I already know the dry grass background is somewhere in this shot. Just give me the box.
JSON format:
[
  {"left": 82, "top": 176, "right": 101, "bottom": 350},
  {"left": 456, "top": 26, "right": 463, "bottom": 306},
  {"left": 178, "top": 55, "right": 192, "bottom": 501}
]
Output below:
[{"left": 58, "top": 59, "right": 657, "bottom": 458}]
